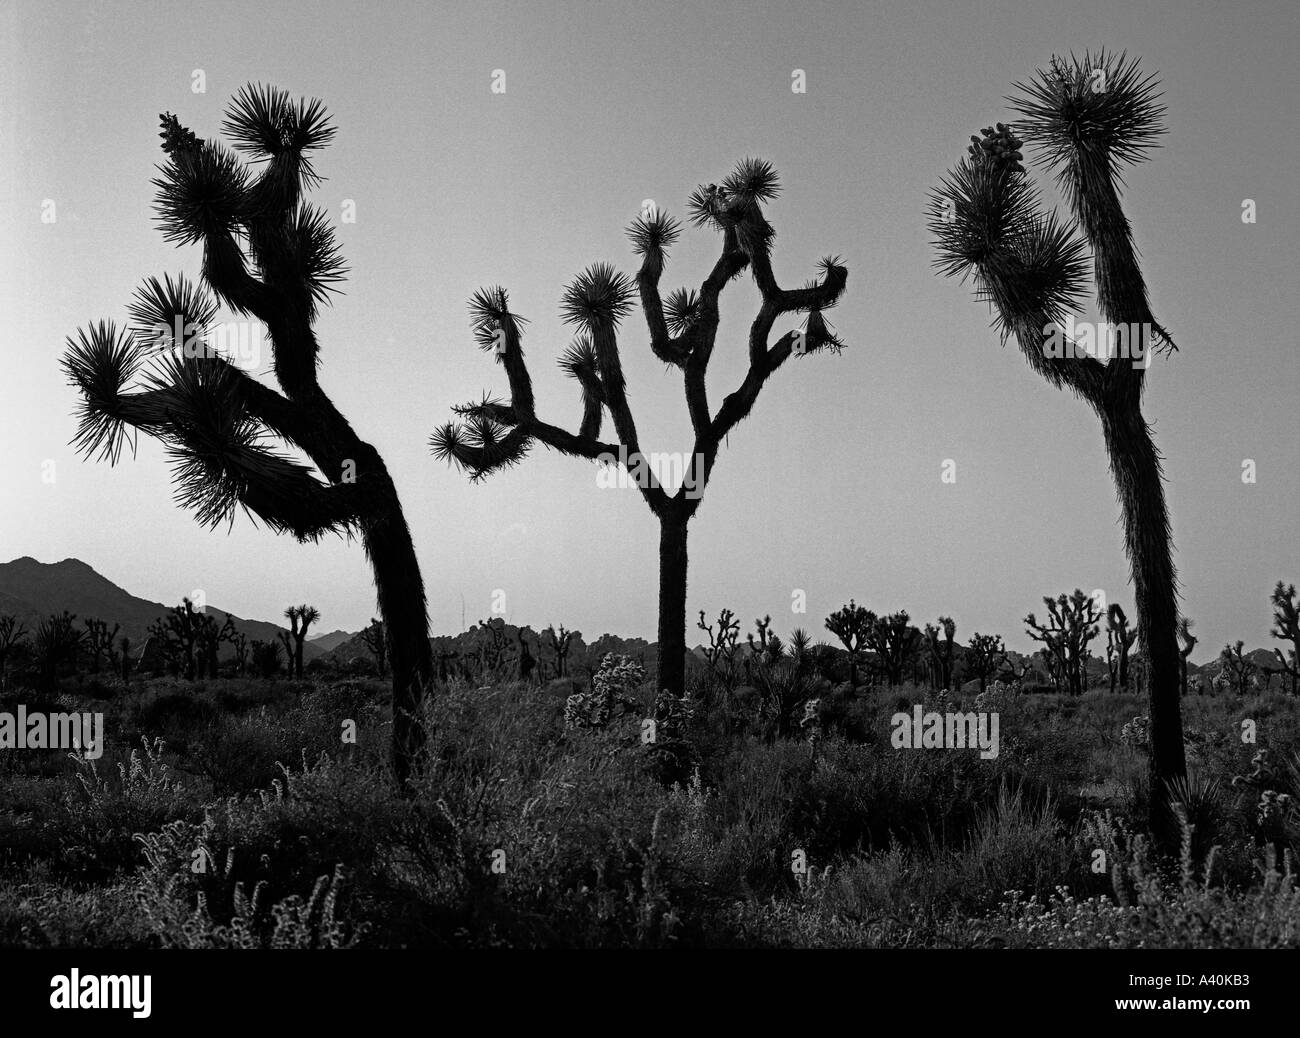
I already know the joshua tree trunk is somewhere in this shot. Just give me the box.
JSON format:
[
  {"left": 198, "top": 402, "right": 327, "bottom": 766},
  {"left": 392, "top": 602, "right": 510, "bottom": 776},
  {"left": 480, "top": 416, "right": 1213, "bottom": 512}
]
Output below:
[
  {"left": 1101, "top": 404, "right": 1186, "bottom": 804},
  {"left": 365, "top": 508, "right": 433, "bottom": 784},
  {"left": 657, "top": 508, "right": 690, "bottom": 696}
]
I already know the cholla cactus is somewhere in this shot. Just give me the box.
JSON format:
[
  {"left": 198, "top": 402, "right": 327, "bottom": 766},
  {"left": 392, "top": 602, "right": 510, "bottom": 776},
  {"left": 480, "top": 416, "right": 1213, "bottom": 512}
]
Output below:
[{"left": 564, "top": 652, "right": 644, "bottom": 729}]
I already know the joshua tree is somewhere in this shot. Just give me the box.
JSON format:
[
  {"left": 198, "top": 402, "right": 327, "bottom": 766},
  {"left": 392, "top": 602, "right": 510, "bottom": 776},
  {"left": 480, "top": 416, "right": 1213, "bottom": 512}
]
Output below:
[
  {"left": 1026, "top": 590, "right": 1102, "bottom": 697},
  {"left": 1219, "top": 641, "right": 1256, "bottom": 697},
  {"left": 825, "top": 599, "right": 874, "bottom": 692},
  {"left": 35, "top": 611, "right": 83, "bottom": 692},
  {"left": 924, "top": 616, "right": 957, "bottom": 690},
  {"left": 966, "top": 632, "right": 1007, "bottom": 694},
  {"left": 432, "top": 159, "right": 848, "bottom": 697},
  {"left": 60, "top": 86, "right": 433, "bottom": 784},
  {"left": 1268, "top": 582, "right": 1300, "bottom": 696},
  {"left": 930, "top": 51, "right": 1188, "bottom": 837},
  {"left": 283, "top": 604, "right": 319, "bottom": 678},
  {"left": 516, "top": 629, "right": 537, "bottom": 684},
  {"left": 698, "top": 608, "right": 741, "bottom": 674},
  {"left": 360, "top": 618, "right": 387, "bottom": 678},
  {"left": 866, "top": 611, "right": 922, "bottom": 688},
  {"left": 150, "top": 599, "right": 204, "bottom": 680},
  {"left": 277, "top": 628, "right": 295, "bottom": 673},
  {"left": 226, "top": 625, "right": 249, "bottom": 676},
  {"left": 0, "top": 615, "right": 29, "bottom": 693},
  {"left": 543, "top": 623, "right": 575, "bottom": 678},
  {"left": 83, "top": 617, "right": 121, "bottom": 674},
  {"left": 1105, "top": 603, "right": 1138, "bottom": 694},
  {"left": 1176, "top": 617, "right": 1198, "bottom": 697}
]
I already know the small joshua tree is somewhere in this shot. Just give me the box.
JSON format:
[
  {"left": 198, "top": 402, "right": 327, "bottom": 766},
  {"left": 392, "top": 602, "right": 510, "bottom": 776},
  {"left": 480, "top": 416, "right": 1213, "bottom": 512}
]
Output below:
[
  {"left": 929, "top": 50, "right": 1187, "bottom": 842},
  {"left": 543, "top": 623, "right": 575, "bottom": 678},
  {"left": 284, "top": 604, "right": 319, "bottom": 678},
  {"left": 1105, "top": 603, "right": 1138, "bottom": 694},
  {"left": 1025, "top": 590, "right": 1102, "bottom": 697},
  {"left": 1268, "top": 582, "right": 1300, "bottom": 696},
  {"left": 0, "top": 615, "right": 29, "bottom": 693},
  {"left": 966, "top": 632, "right": 1007, "bottom": 694},
  {"left": 1177, "top": 617, "right": 1198, "bottom": 697},
  {"left": 360, "top": 618, "right": 387, "bottom": 678},
  {"left": 61, "top": 85, "right": 433, "bottom": 785},
  {"left": 150, "top": 599, "right": 205, "bottom": 680},
  {"left": 924, "top": 616, "right": 957, "bottom": 690},
  {"left": 432, "top": 159, "right": 848, "bottom": 697},
  {"left": 82, "top": 617, "right": 120, "bottom": 675},
  {"left": 1219, "top": 640, "right": 1256, "bottom": 697},
  {"left": 824, "top": 599, "right": 873, "bottom": 693},
  {"left": 867, "top": 611, "right": 922, "bottom": 688},
  {"left": 35, "top": 611, "right": 83, "bottom": 692}
]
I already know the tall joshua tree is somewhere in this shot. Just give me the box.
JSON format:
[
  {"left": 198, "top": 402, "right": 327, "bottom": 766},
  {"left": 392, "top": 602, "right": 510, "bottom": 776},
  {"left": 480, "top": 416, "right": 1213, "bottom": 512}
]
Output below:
[
  {"left": 432, "top": 160, "right": 848, "bottom": 696},
  {"left": 929, "top": 51, "right": 1187, "bottom": 841},
  {"left": 61, "top": 85, "right": 433, "bottom": 784}
]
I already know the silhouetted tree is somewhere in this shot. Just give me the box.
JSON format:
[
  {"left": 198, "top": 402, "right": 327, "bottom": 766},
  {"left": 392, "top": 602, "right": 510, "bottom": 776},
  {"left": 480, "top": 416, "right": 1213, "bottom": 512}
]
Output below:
[
  {"left": 61, "top": 85, "right": 433, "bottom": 785},
  {"left": 930, "top": 50, "right": 1187, "bottom": 844},
  {"left": 867, "top": 611, "right": 922, "bottom": 687},
  {"left": 284, "top": 604, "right": 319, "bottom": 678},
  {"left": 1268, "top": 582, "right": 1300, "bottom": 696},
  {"left": 1106, "top": 603, "right": 1137, "bottom": 694},
  {"left": 360, "top": 618, "right": 387, "bottom": 678},
  {"left": 1177, "top": 617, "right": 1198, "bottom": 697},
  {"left": 825, "top": 599, "right": 873, "bottom": 692},
  {"left": 83, "top": 617, "right": 121, "bottom": 674},
  {"left": 35, "top": 611, "right": 83, "bottom": 692},
  {"left": 0, "top": 615, "right": 29, "bottom": 693},
  {"left": 924, "top": 616, "right": 957, "bottom": 690},
  {"left": 432, "top": 159, "right": 848, "bottom": 697},
  {"left": 544, "top": 624, "right": 575, "bottom": 678},
  {"left": 1026, "top": 590, "right": 1101, "bottom": 697},
  {"left": 1219, "top": 640, "right": 1255, "bottom": 697},
  {"left": 966, "top": 632, "right": 1007, "bottom": 694}
]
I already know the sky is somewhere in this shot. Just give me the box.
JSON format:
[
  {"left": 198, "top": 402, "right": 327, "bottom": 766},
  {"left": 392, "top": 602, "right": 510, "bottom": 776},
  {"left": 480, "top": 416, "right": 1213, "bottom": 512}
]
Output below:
[{"left": 1, "top": 0, "right": 1297, "bottom": 659}]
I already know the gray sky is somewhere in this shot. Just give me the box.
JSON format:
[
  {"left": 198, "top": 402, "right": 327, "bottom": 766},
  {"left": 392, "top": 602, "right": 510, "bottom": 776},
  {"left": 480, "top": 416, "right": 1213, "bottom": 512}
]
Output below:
[{"left": 2, "top": 0, "right": 1297, "bottom": 658}]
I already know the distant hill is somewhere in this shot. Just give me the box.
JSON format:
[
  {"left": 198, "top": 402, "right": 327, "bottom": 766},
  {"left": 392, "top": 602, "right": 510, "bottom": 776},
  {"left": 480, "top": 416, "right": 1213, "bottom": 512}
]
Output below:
[
  {"left": 308, "top": 629, "right": 357, "bottom": 653},
  {"left": 0, "top": 556, "right": 323, "bottom": 659}
]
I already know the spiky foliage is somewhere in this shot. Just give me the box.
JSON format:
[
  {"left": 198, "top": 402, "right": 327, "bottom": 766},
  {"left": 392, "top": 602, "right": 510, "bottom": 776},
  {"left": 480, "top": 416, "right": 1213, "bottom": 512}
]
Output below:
[
  {"left": 434, "top": 160, "right": 848, "bottom": 695},
  {"left": 929, "top": 50, "right": 1187, "bottom": 847},
  {"left": 1026, "top": 590, "right": 1102, "bottom": 697},
  {"left": 62, "top": 85, "right": 434, "bottom": 787}
]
